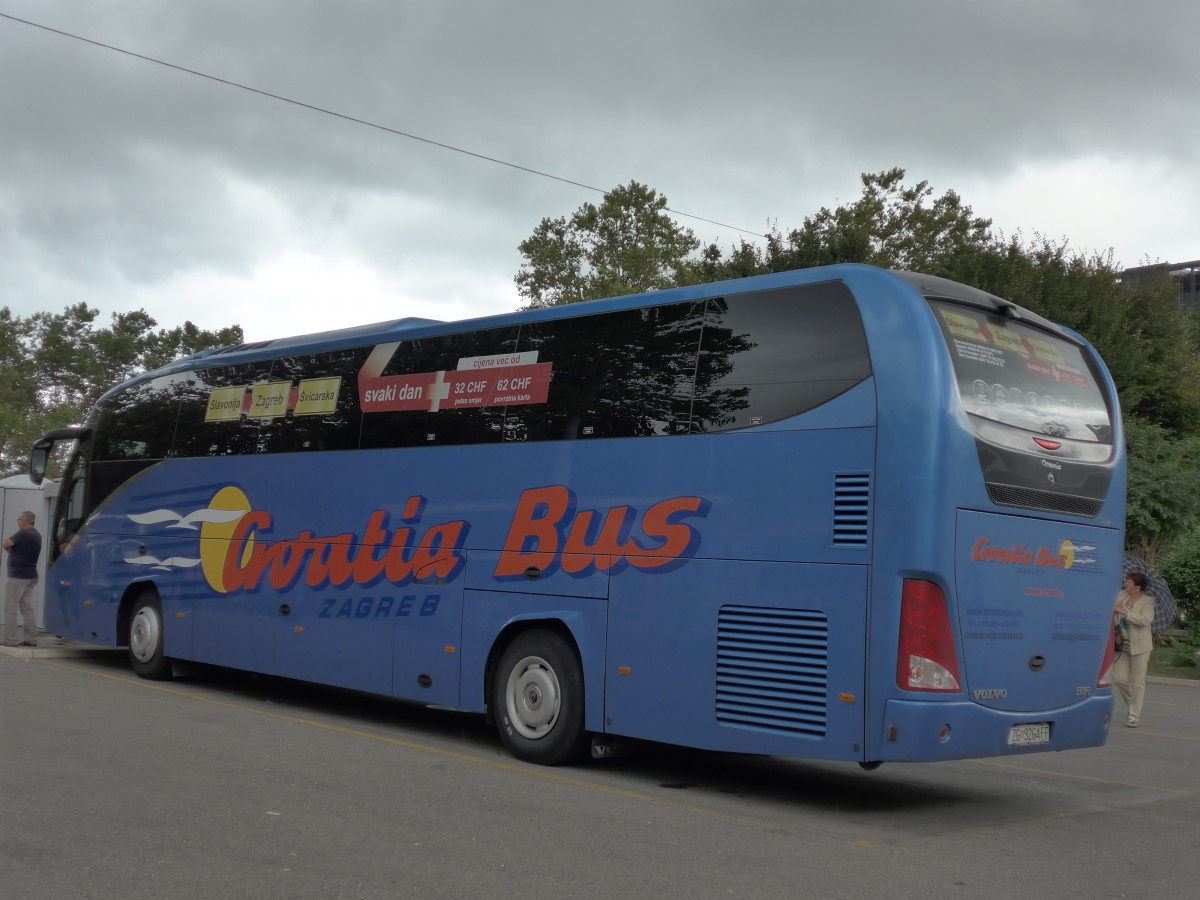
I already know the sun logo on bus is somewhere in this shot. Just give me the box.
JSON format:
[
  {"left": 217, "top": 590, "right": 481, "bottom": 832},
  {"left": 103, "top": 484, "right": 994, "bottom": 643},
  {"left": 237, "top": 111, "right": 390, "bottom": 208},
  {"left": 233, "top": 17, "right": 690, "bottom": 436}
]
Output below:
[
  {"left": 198, "top": 486, "right": 253, "bottom": 593},
  {"left": 1058, "top": 540, "right": 1076, "bottom": 570}
]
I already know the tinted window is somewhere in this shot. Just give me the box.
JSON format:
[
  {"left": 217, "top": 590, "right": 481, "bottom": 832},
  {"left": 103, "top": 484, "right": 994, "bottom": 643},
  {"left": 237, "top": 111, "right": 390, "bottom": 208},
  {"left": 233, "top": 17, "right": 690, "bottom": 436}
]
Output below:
[
  {"left": 61, "top": 428, "right": 158, "bottom": 541},
  {"left": 358, "top": 327, "right": 519, "bottom": 449},
  {"left": 508, "top": 301, "right": 705, "bottom": 440},
  {"left": 117, "top": 280, "right": 873, "bottom": 463},
  {"left": 91, "top": 375, "right": 182, "bottom": 461},
  {"left": 691, "top": 282, "right": 872, "bottom": 432},
  {"left": 258, "top": 350, "right": 363, "bottom": 453},
  {"left": 52, "top": 439, "right": 90, "bottom": 558}
]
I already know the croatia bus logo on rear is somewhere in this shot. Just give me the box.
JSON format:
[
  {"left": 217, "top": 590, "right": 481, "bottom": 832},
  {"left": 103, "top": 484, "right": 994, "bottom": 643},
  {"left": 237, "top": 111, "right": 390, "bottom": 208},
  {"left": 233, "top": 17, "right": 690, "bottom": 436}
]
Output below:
[{"left": 971, "top": 538, "right": 1100, "bottom": 572}]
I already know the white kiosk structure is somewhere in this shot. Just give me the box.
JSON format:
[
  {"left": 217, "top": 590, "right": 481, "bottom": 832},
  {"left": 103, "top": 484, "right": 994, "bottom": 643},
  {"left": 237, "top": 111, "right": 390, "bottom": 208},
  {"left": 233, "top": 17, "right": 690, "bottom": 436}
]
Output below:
[{"left": 0, "top": 473, "right": 56, "bottom": 637}]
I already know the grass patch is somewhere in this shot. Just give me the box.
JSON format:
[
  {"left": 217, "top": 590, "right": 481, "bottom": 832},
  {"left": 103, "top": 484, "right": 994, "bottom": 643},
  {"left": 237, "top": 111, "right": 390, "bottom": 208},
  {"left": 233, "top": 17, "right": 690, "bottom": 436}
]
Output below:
[{"left": 1147, "top": 641, "right": 1200, "bottom": 680}]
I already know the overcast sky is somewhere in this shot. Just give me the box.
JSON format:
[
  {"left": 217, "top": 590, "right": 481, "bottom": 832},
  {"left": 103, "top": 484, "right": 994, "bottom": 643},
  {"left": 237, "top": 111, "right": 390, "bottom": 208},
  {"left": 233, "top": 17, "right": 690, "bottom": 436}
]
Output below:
[{"left": 2, "top": 1, "right": 1196, "bottom": 344}]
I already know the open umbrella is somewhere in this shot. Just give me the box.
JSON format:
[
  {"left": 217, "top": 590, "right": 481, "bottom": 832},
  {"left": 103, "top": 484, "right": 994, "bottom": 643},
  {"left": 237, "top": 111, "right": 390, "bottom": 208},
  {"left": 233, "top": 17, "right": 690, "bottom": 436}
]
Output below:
[{"left": 1123, "top": 555, "right": 1177, "bottom": 633}]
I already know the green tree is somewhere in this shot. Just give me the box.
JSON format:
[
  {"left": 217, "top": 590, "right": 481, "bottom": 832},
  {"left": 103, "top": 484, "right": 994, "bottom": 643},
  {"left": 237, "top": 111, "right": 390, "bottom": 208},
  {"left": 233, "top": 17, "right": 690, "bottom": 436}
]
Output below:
[
  {"left": 0, "top": 305, "right": 242, "bottom": 477},
  {"left": 515, "top": 181, "right": 700, "bottom": 307},
  {"left": 695, "top": 168, "right": 993, "bottom": 280},
  {"left": 783, "top": 167, "right": 993, "bottom": 273},
  {"left": 0, "top": 309, "right": 40, "bottom": 475},
  {"left": 1123, "top": 417, "right": 1200, "bottom": 561},
  {"left": 1160, "top": 528, "right": 1200, "bottom": 642}
]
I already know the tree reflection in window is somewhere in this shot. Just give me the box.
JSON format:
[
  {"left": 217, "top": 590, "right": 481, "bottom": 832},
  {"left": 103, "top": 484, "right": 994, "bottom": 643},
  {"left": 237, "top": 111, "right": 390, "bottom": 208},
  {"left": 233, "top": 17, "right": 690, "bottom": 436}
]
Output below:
[
  {"left": 260, "top": 350, "right": 362, "bottom": 453},
  {"left": 692, "top": 281, "right": 872, "bottom": 433},
  {"left": 173, "top": 364, "right": 270, "bottom": 457}
]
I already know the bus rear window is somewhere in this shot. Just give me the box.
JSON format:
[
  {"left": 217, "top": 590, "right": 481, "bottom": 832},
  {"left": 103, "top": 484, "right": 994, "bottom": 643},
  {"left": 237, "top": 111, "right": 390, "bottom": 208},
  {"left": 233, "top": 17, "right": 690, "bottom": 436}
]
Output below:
[{"left": 929, "top": 301, "right": 1112, "bottom": 444}]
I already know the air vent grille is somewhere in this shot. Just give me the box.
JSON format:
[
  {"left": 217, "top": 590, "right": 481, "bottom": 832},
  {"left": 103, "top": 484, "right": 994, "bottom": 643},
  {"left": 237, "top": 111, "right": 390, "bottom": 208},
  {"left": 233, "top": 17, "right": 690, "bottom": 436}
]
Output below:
[
  {"left": 208, "top": 340, "right": 275, "bottom": 356},
  {"left": 716, "top": 606, "right": 828, "bottom": 738},
  {"left": 833, "top": 473, "right": 871, "bottom": 547},
  {"left": 986, "top": 483, "right": 1102, "bottom": 518}
]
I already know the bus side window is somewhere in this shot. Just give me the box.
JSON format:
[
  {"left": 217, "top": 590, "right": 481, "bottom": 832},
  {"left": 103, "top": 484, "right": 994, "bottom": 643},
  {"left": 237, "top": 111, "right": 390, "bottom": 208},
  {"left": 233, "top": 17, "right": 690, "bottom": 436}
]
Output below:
[
  {"left": 358, "top": 327, "right": 519, "bottom": 450},
  {"left": 692, "top": 281, "right": 872, "bottom": 432}
]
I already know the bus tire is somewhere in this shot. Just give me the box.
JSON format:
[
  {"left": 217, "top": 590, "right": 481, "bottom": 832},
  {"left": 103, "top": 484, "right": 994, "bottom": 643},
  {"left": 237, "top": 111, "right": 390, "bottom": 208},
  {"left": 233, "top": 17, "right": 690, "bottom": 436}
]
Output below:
[
  {"left": 128, "top": 591, "right": 170, "bottom": 680},
  {"left": 493, "top": 630, "right": 587, "bottom": 766}
]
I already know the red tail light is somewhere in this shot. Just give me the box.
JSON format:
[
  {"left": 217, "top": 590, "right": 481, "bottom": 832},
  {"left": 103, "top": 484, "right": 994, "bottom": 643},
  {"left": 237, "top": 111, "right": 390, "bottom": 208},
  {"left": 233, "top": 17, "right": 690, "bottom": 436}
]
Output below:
[
  {"left": 897, "top": 579, "right": 961, "bottom": 692},
  {"left": 1097, "top": 626, "right": 1116, "bottom": 687}
]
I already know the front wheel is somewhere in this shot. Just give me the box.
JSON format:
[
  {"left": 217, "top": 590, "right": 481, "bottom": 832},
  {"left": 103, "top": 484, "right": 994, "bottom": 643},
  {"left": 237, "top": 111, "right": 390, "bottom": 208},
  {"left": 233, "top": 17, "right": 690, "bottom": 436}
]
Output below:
[
  {"left": 128, "top": 592, "right": 170, "bottom": 680},
  {"left": 492, "top": 630, "right": 587, "bottom": 765}
]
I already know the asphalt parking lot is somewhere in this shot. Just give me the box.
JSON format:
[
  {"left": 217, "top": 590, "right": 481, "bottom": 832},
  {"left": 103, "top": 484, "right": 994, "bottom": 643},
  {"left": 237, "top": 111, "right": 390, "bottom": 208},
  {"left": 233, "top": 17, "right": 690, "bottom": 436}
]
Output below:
[{"left": 2, "top": 645, "right": 1198, "bottom": 899}]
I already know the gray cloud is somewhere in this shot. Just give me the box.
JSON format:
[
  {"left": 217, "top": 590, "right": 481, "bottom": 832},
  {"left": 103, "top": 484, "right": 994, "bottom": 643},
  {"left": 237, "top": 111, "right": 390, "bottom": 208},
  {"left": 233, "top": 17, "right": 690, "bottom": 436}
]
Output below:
[{"left": 1, "top": 0, "right": 1195, "bottom": 341}]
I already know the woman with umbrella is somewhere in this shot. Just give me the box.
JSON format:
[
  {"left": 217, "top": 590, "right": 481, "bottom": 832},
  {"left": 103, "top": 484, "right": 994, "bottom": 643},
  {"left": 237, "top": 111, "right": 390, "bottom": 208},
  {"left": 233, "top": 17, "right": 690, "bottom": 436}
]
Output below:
[{"left": 1113, "top": 572, "right": 1155, "bottom": 727}]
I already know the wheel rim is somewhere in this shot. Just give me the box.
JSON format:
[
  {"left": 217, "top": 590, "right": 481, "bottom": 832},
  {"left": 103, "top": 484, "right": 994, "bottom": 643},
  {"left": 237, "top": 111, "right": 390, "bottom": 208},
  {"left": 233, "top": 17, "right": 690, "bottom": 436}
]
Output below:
[
  {"left": 505, "top": 654, "right": 562, "bottom": 740},
  {"left": 130, "top": 606, "right": 160, "bottom": 664}
]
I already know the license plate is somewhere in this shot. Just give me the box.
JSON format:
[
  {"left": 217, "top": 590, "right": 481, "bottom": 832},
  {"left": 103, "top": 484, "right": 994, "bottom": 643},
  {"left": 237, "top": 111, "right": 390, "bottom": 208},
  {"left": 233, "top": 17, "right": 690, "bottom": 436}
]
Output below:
[{"left": 1008, "top": 723, "right": 1051, "bottom": 746}]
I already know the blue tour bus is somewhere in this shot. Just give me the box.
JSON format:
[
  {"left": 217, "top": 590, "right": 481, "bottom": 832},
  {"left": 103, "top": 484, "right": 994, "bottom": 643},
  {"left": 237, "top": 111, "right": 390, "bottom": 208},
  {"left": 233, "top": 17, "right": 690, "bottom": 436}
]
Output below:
[{"left": 30, "top": 264, "right": 1125, "bottom": 766}]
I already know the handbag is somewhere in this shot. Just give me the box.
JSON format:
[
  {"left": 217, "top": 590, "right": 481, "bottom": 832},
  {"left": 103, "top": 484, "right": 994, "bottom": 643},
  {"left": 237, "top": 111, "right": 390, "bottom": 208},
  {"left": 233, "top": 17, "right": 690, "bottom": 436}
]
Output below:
[{"left": 1114, "top": 616, "right": 1130, "bottom": 653}]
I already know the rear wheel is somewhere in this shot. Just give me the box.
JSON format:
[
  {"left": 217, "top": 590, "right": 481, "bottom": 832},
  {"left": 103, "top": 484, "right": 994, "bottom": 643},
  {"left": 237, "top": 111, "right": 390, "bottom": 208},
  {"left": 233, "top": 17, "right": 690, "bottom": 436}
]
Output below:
[
  {"left": 492, "top": 630, "right": 587, "bottom": 765},
  {"left": 128, "top": 592, "right": 170, "bottom": 680}
]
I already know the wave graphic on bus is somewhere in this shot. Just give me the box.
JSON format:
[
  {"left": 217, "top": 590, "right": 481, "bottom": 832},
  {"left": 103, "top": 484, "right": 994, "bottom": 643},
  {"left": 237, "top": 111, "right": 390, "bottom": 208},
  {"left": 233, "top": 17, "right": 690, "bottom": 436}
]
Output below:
[
  {"left": 122, "top": 555, "right": 203, "bottom": 571},
  {"left": 127, "top": 507, "right": 247, "bottom": 530},
  {"left": 124, "top": 507, "right": 249, "bottom": 570}
]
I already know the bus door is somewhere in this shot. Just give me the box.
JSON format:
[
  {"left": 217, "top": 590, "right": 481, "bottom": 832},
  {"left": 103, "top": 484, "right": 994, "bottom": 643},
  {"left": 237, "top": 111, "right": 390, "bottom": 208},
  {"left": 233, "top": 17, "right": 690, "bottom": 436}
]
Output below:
[
  {"left": 36, "top": 427, "right": 144, "bottom": 648},
  {"left": 42, "top": 435, "right": 96, "bottom": 640}
]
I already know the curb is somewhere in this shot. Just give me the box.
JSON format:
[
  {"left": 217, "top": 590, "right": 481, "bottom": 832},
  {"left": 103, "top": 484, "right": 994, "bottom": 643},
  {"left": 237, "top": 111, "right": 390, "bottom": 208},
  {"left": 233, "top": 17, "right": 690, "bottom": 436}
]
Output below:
[
  {"left": 0, "top": 642, "right": 123, "bottom": 660},
  {"left": 1147, "top": 675, "right": 1200, "bottom": 688}
]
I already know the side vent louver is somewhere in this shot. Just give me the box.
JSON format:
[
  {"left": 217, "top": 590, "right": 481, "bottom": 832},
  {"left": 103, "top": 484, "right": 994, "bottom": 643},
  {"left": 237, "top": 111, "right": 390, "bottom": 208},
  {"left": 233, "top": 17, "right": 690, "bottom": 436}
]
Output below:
[
  {"left": 716, "top": 606, "right": 829, "bottom": 737},
  {"left": 833, "top": 473, "right": 871, "bottom": 547}
]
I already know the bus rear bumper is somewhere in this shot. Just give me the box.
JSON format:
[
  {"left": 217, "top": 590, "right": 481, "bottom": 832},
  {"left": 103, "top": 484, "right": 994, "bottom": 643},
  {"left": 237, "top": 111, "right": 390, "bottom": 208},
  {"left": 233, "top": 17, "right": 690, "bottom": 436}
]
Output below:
[{"left": 875, "top": 694, "right": 1114, "bottom": 762}]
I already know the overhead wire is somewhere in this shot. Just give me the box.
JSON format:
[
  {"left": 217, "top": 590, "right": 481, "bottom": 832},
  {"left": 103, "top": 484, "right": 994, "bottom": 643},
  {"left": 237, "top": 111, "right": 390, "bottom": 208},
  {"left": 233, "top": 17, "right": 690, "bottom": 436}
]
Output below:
[{"left": 0, "top": 12, "right": 768, "bottom": 239}]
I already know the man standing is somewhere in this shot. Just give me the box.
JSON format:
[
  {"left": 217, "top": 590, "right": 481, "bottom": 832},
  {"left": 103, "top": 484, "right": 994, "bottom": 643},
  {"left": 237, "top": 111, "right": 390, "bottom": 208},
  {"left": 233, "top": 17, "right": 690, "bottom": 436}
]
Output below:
[{"left": 3, "top": 510, "right": 42, "bottom": 647}]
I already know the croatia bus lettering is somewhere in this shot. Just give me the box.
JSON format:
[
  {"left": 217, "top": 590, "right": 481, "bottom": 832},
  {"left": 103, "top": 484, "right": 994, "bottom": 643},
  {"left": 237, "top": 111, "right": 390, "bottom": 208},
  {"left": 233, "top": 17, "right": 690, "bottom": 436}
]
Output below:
[
  {"left": 173, "top": 484, "right": 710, "bottom": 595},
  {"left": 493, "top": 485, "right": 709, "bottom": 578}
]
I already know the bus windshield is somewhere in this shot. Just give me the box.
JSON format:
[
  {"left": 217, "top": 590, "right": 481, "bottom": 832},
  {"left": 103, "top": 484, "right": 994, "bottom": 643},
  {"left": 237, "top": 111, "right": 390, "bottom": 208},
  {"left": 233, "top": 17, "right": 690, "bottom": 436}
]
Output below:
[{"left": 929, "top": 300, "right": 1113, "bottom": 444}]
